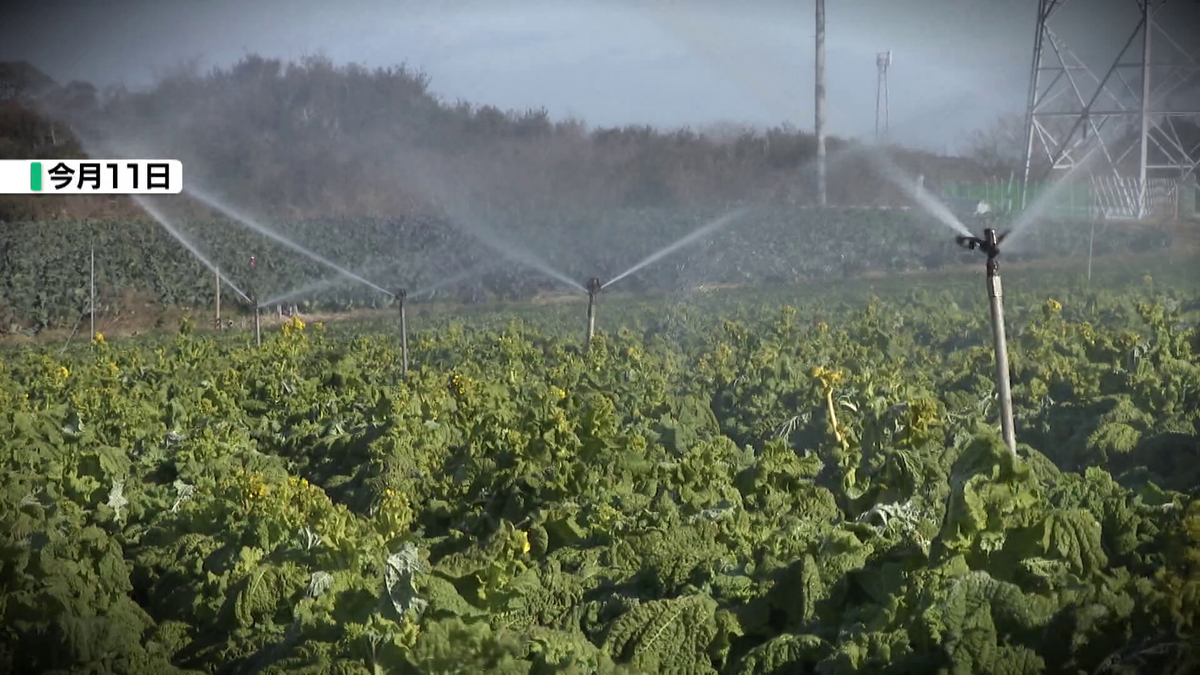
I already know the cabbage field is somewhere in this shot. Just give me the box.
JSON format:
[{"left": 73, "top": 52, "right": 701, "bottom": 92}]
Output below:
[
  {"left": 0, "top": 209, "right": 1174, "bottom": 332},
  {"left": 1, "top": 247, "right": 1198, "bottom": 674}
]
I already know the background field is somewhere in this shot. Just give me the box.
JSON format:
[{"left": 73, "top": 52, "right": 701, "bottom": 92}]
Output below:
[{"left": 0, "top": 208, "right": 1179, "bottom": 335}]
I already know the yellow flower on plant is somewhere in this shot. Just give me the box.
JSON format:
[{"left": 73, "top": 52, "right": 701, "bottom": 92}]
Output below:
[
  {"left": 92, "top": 332, "right": 106, "bottom": 346},
  {"left": 281, "top": 315, "right": 306, "bottom": 337},
  {"left": 240, "top": 473, "right": 271, "bottom": 505},
  {"left": 810, "top": 365, "right": 844, "bottom": 387}
]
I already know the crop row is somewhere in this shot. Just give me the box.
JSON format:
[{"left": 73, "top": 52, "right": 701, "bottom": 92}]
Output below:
[
  {"left": 1, "top": 275, "right": 1197, "bottom": 673},
  {"left": 0, "top": 208, "right": 1174, "bottom": 331}
]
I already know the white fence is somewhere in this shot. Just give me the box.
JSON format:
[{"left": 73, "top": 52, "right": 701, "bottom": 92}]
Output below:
[
  {"left": 943, "top": 175, "right": 1196, "bottom": 221},
  {"left": 1089, "top": 176, "right": 1179, "bottom": 220}
]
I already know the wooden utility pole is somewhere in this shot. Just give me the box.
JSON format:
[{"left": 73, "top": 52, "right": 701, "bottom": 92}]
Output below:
[{"left": 815, "top": 0, "right": 827, "bottom": 207}]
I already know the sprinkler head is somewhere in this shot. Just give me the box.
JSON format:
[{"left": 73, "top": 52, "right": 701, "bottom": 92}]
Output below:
[
  {"left": 395, "top": 288, "right": 407, "bottom": 301},
  {"left": 957, "top": 228, "right": 1009, "bottom": 276},
  {"left": 955, "top": 229, "right": 1008, "bottom": 258},
  {"left": 587, "top": 277, "right": 603, "bottom": 295}
]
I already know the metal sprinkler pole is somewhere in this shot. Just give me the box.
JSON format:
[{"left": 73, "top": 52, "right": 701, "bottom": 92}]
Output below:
[
  {"left": 215, "top": 265, "right": 221, "bottom": 330},
  {"left": 396, "top": 289, "right": 409, "bottom": 377},
  {"left": 986, "top": 234, "right": 1017, "bottom": 455},
  {"left": 586, "top": 277, "right": 601, "bottom": 347},
  {"left": 1087, "top": 222, "right": 1096, "bottom": 286},
  {"left": 957, "top": 228, "right": 1017, "bottom": 454},
  {"left": 249, "top": 256, "right": 260, "bottom": 347},
  {"left": 89, "top": 246, "right": 95, "bottom": 340}
]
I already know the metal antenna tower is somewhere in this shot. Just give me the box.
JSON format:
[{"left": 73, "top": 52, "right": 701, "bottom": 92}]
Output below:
[
  {"left": 1020, "top": 0, "right": 1200, "bottom": 217},
  {"left": 876, "top": 51, "right": 892, "bottom": 143}
]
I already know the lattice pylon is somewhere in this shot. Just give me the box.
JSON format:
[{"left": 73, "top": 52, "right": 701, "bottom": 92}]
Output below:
[
  {"left": 1020, "top": 0, "right": 1200, "bottom": 217},
  {"left": 875, "top": 51, "right": 892, "bottom": 143}
]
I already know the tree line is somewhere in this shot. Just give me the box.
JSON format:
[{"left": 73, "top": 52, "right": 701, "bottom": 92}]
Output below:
[{"left": 1, "top": 54, "right": 995, "bottom": 223}]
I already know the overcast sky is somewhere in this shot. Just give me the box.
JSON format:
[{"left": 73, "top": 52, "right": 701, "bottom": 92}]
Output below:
[{"left": 1, "top": 0, "right": 1197, "bottom": 152}]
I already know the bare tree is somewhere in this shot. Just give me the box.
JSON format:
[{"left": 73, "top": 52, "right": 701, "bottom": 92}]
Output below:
[{"left": 961, "top": 112, "right": 1028, "bottom": 178}]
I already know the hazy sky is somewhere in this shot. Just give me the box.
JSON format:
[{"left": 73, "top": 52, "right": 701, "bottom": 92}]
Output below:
[{"left": 1, "top": 0, "right": 1197, "bottom": 152}]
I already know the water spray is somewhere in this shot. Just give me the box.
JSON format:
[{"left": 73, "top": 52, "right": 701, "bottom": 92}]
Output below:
[
  {"left": 586, "top": 277, "right": 602, "bottom": 347},
  {"left": 395, "top": 288, "right": 409, "bottom": 378},
  {"left": 132, "top": 195, "right": 250, "bottom": 304},
  {"left": 955, "top": 228, "right": 1016, "bottom": 455},
  {"left": 871, "top": 152, "right": 972, "bottom": 237},
  {"left": 186, "top": 186, "right": 392, "bottom": 297},
  {"left": 249, "top": 255, "right": 261, "bottom": 347},
  {"left": 602, "top": 206, "right": 753, "bottom": 291}
]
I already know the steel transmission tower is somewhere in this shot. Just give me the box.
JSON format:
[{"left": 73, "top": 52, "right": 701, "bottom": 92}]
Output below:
[
  {"left": 876, "top": 51, "right": 892, "bottom": 142},
  {"left": 1020, "top": 0, "right": 1200, "bottom": 217}
]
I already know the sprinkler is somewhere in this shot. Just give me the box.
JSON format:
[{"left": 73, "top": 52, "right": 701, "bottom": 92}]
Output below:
[
  {"left": 249, "top": 255, "right": 261, "bottom": 347},
  {"left": 956, "top": 228, "right": 1016, "bottom": 455},
  {"left": 395, "top": 288, "right": 408, "bottom": 377},
  {"left": 586, "top": 277, "right": 602, "bottom": 347}
]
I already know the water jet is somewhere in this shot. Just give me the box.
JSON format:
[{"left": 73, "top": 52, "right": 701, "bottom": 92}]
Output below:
[
  {"left": 956, "top": 228, "right": 1015, "bottom": 455},
  {"left": 870, "top": 153, "right": 972, "bottom": 237},
  {"left": 603, "top": 206, "right": 752, "bottom": 291},
  {"left": 186, "top": 186, "right": 392, "bottom": 297},
  {"left": 132, "top": 195, "right": 250, "bottom": 304}
]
